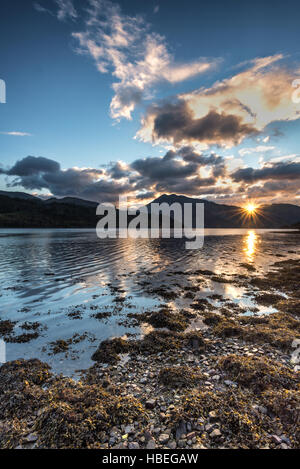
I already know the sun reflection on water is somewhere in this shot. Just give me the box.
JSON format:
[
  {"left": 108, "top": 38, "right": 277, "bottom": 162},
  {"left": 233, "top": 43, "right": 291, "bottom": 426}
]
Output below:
[{"left": 244, "top": 230, "right": 257, "bottom": 261}]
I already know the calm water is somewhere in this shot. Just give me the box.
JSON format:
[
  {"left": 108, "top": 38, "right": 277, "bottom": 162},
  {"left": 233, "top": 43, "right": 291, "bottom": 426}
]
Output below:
[{"left": 0, "top": 228, "right": 299, "bottom": 375}]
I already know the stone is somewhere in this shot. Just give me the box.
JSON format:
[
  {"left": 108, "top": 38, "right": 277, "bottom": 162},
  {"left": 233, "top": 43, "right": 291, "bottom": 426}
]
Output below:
[
  {"left": 175, "top": 420, "right": 187, "bottom": 440},
  {"left": 210, "top": 429, "right": 221, "bottom": 438},
  {"left": 128, "top": 442, "right": 140, "bottom": 449},
  {"left": 208, "top": 411, "right": 218, "bottom": 421},
  {"left": 124, "top": 425, "right": 135, "bottom": 434},
  {"left": 168, "top": 441, "right": 177, "bottom": 449},
  {"left": 146, "top": 439, "right": 156, "bottom": 449},
  {"left": 146, "top": 399, "right": 156, "bottom": 409},
  {"left": 158, "top": 434, "right": 169, "bottom": 444},
  {"left": 271, "top": 435, "right": 282, "bottom": 445},
  {"left": 24, "top": 433, "right": 38, "bottom": 443}
]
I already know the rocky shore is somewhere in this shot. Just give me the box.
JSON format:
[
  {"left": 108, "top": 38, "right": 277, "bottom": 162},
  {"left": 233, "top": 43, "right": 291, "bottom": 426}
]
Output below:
[{"left": 0, "top": 259, "right": 299, "bottom": 449}]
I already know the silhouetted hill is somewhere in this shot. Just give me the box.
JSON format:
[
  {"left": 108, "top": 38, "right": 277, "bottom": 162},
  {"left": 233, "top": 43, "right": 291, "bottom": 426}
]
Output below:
[
  {"left": 0, "top": 193, "right": 98, "bottom": 228},
  {"left": 148, "top": 194, "right": 300, "bottom": 228},
  {"left": 0, "top": 191, "right": 300, "bottom": 229}
]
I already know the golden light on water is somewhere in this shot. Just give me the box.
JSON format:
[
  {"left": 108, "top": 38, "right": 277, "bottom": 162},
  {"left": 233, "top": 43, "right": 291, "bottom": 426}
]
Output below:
[{"left": 244, "top": 230, "right": 257, "bottom": 261}]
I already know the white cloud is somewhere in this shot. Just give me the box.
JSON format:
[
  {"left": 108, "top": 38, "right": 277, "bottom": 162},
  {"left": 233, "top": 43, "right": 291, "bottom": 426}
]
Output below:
[
  {"left": 137, "top": 54, "right": 300, "bottom": 148},
  {"left": 238, "top": 145, "right": 275, "bottom": 157},
  {"left": 55, "top": 0, "right": 77, "bottom": 21},
  {"left": 0, "top": 131, "right": 32, "bottom": 136},
  {"left": 71, "top": 0, "right": 216, "bottom": 120},
  {"left": 33, "top": 3, "right": 54, "bottom": 15},
  {"left": 35, "top": 0, "right": 77, "bottom": 20}
]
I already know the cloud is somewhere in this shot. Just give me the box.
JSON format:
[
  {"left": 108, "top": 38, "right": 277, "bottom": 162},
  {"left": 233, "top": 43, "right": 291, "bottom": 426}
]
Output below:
[
  {"left": 140, "top": 100, "right": 258, "bottom": 147},
  {"left": 0, "top": 131, "right": 32, "bottom": 136},
  {"left": 34, "top": 0, "right": 77, "bottom": 20},
  {"left": 33, "top": 3, "right": 54, "bottom": 15},
  {"left": 137, "top": 54, "right": 300, "bottom": 148},
  {"left": 70, "top": 0, "right": 215, "bottom": 120},
  {"left": 231, "top": 160, "right": 300, "bottom": 183},
  {"left": 6, "top": 156, "right": 60, "bottom": 176},
  {"left": 238, "top": 145, "right": 275, "bottom": 157},
  {"left": 1, "top": 147, "right": 229, "bottom": 202},
  {"left": 0, "top": 155, "right": 132, "bottom": 202},
  {"left": 55, "top": 0, "right": 77, "bottom": 21}
]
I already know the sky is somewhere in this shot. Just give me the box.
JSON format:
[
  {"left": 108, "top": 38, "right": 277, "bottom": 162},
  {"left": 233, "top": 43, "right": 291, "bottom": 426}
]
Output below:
[{"left": 0, "top": 0, "right": 300, "bottom": 206}]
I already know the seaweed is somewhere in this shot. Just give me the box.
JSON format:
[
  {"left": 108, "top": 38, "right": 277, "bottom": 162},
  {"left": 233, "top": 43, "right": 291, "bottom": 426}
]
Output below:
[
  {"left": 218, "top": 354, "right": 298, "bottom": 393},
  {"left": 158, "top": 366, "right": 203, "bottom": 388}
]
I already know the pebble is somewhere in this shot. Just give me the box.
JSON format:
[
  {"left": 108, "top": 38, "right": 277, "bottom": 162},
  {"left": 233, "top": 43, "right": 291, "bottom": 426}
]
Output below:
[
  {"left": 158, "top": 434, "right": 170, "bottom": 444},
  {"left": 146, "top": 439, "right": 156, "bottom": 449},
  {"left": 271, "top": 435, "right": 282, "bottom": 445},
  {"left": 128, "top": 442, "right": 140, "bottom": 449},
  {"left": 146, "top": 399, "right": 156, "bottom": 409}
]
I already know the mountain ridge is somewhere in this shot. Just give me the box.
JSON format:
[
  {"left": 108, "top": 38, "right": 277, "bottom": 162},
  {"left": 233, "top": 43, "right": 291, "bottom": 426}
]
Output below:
[{"left": 0, "top": 191, "right": 299, "bottom": 229}]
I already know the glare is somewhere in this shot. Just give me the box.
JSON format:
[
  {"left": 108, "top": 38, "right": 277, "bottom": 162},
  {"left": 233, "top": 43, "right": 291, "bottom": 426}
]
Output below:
[
  {"left": 244, "top": 230, "right": 257, "bottom": 261},
  {"left": 239, "top": 200, "right": 262, "bottom": 224},
  {"left": 245, "top": 203, "right": 257, "bottom": 214}
]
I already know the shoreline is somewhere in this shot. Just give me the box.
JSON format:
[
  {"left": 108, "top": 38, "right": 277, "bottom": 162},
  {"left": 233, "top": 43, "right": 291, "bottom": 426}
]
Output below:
[{"left": 0, "top": 259, "right": 299, "bottom": 449}]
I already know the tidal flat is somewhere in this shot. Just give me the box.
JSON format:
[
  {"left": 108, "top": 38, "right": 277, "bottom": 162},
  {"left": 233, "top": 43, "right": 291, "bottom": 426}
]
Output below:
[{"left": 0, "top": 229, "right": 299, "bottom": 449}]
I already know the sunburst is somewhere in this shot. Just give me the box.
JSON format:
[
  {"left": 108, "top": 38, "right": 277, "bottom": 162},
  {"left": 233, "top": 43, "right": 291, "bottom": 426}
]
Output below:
[{"left": 239, "top": 200, "right": 261, "bottom": 224}]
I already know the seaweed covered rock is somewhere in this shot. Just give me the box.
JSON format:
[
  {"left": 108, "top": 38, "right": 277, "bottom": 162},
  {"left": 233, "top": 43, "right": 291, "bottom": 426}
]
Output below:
[
  {"left": 158, "top": 366, "right": 203, "bottom": 388},
  {"left": 143, "top": 309, "right": 189, "bottom": 331},
  {"left": 0, "top": 360, "right": 52, "bottom": 424},
  {"left": 0, "top": 320, "right": 15, "bottom": 337},
  {"left": 250, "top": 259, "right": 300, "bottom": 299},
  {"left": 91, "top": 337, "right": 132, "bottom": 363},
  {"left": 261, "top": 389, "right": 300, "bottom": 433},
  {"left": 218, "top": 354, "right": 299, "bottom": 393},
  {"left": 184, "top": 331, "right": 206, "bottom": 352},
  {"left": 35, "top": 379, "right": 144, "bottom": 448},
  {"left": 135, "top": 330, "right": 183, "bottom": 355},
  {"left": 176, "top": 388, "right": 269, "bottom": 448},
  {"left": 0, "top": 359, "right": 145, "bottom": 449},
  {"left": 213, "top": 313, "right": 300, "bottom": 351},
  {"left": 0, "top": 359, "right": 51, "bottom": 390}
]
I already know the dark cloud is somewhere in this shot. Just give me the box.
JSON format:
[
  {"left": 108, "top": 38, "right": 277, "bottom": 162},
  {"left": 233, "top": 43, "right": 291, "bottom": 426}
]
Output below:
[
  {"left": 131, "top": 148, "right": 224, "bottom": 183},
  {"left": 1, "top": 155, "right": 132, "bottom": 203},
  {"left": 107, "top": 162, "right": 131, "bottom": 179},
  {"left": 144, "top": 99, "right": 258, "bottom": 146},
  {"left": 232, "top": 161, "right": 300, "bottom": 183},
  {"left": 135, "top": 191, "right": 156, "bottom": 200},
  {"left": 7, "top": 156, "right": 60, "bottom": 176},
  {"left": 155, "top": 176, "right": 216, "bottom": 196},
  {"left": 131, "top": 153, "right": 199, "bottom": 182},
  {"left": 129, "top": 147, "right": 226, "bottom": 197}
]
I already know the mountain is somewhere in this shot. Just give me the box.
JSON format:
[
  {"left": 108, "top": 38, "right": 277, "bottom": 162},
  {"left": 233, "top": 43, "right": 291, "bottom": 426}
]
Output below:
[
  {"left": 148, "top": 194, "right": 300, "bottom": 229},
  {"left": 44, "top": 197, "right": 98, "bottom": 208},
  {"left": 0, "top": 192, "right": 98, "bottom": 228},
  {"left": 0, "top": 190, "right": 38, "bottom": 201},
  {"left": 0, "top": 191, "right": 300, "bottom": 229}
]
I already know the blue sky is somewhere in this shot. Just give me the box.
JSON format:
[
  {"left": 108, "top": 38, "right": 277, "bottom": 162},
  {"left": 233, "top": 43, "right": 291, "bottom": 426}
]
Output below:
[{"left": 0, "top": 0, "right": 300, "bottom": 205}]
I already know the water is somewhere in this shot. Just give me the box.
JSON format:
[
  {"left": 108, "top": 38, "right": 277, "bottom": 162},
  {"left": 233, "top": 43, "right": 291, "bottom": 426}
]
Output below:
[{"left": 0, "top": 228, "right": 299, "bottom": 375}]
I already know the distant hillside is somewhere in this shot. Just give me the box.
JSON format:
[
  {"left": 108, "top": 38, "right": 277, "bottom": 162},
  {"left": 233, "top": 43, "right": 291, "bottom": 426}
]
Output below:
[
  {"left": 0, "top": 191, "right": 300, "bottom": 229},
  {"left": 0, "top": 193, "right": 98, "bottom": 228},
  {"left": 148, "top": 194, "right": 300, "bottom": 229}
]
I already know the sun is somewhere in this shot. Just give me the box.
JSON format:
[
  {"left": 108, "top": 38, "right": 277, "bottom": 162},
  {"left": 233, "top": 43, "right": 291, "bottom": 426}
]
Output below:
[
  {"left": 245, "top": 203, "right": 257, "bottom": 215},
  {"left": 239, "top": 200, "right": 261, "bottom": 224}
]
